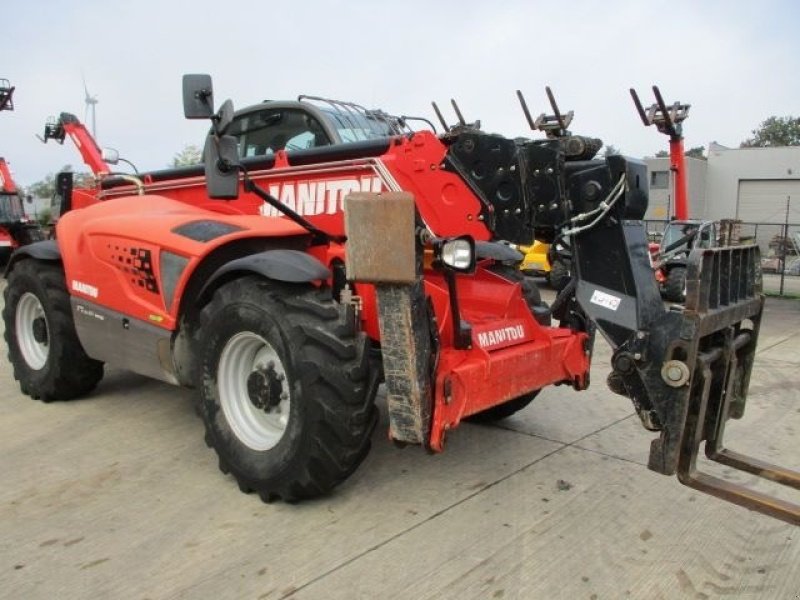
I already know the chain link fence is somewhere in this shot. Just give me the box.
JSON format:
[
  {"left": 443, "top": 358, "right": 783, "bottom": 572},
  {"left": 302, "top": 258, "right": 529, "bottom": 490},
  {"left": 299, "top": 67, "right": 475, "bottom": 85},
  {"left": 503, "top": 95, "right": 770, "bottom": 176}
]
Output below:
[{"left": 644, "top": 219, "right": 800, "bottom": 297}]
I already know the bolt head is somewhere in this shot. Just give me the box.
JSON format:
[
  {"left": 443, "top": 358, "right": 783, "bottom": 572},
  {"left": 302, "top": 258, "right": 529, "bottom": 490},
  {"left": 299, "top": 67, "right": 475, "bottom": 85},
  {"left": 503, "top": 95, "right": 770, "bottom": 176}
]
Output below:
[{"left": 666, "top": 365, "right": 683, "bottom": 382}]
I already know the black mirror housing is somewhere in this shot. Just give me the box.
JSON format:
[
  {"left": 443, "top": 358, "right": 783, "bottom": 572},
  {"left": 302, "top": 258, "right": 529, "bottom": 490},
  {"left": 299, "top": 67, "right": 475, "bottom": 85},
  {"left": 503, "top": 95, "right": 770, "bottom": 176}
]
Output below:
[
  {"left": 183, "top": 74, "right": 214, "bottom": 119},
  {"left": 216, "top": 99, "right": 235, "bottom": 134},
  {"left": 203, "top": 135, "right": 240, "bottom": 199}
]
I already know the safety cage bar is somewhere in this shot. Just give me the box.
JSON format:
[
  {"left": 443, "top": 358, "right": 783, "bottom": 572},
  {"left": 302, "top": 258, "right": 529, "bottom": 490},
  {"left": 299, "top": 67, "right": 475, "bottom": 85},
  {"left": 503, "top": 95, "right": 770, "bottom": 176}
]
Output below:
[{"left": 297, "top": 95, "right": 413, "bottom": 140}]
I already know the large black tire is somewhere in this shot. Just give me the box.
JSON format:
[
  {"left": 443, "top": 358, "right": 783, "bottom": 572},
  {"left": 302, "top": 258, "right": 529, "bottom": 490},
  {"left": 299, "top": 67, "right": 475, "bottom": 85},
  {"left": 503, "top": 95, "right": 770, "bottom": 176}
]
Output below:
[
  {"left": 467, "top": 390, "right": 540, "bottom": 423},
  {"left": 548, "top": 258, "right": 571, "bottom": 292},
  {"left": 197, "top": 277, "right": 378, "bottom": 502},
  {"left": 664, "top": 266, "right": 687, "bottom": 303},
  {"left": 2, "top": 260, "right": 104, "bottom": 401},
  {"left": 487, "top": 264, "right": 550, "bottom": 326}
]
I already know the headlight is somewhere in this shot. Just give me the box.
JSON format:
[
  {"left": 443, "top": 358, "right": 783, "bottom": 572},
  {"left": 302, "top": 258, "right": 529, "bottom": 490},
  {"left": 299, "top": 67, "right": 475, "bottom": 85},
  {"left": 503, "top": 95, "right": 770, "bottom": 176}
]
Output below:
[{"left": 434, "top": 236, "right": 476, "bottom": 273}]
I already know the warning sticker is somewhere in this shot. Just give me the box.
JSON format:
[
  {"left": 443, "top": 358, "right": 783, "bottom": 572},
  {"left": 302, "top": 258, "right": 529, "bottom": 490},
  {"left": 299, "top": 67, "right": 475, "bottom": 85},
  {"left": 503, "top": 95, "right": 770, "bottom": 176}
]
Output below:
[{"left": 590, "top": 289, "right": 621, "bottom": 311}]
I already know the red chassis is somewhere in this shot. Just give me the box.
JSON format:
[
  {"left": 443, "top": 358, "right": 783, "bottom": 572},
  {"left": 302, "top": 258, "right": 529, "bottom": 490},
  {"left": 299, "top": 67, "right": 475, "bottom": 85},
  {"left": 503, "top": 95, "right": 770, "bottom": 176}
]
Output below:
[{"left": 57, "top": 130, "right": 589, "bottom": 452}]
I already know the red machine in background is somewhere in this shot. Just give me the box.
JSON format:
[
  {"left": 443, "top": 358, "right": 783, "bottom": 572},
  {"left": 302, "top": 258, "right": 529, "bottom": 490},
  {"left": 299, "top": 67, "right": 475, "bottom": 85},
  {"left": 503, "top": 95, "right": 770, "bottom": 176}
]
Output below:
[
  {"left": 631, "top": 86, "right": 717, "bottom": 302},
  {"left": 8, "top": 75, "right": 795, "bottom": 524},
  {"left": 0, "top": 79, "right": 44, "bottom": 261},
  {"left": 40, "top": 112, "right": 118, "bottom": 216},
  {"left": 631, "top": 85, "right": 690, "bottom": 220}
]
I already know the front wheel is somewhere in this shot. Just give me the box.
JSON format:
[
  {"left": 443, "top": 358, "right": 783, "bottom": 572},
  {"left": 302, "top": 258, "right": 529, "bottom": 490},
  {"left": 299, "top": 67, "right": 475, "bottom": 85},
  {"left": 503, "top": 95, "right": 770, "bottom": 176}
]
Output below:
[
  {"left": 664, "top": 266, "right": 687, "bottom": 303},
  {"left": 2, "top": 259, "right": 104, "bottom": 401},
  {"left": 197, "top": 277, "right": 378, "bottom": 502}
]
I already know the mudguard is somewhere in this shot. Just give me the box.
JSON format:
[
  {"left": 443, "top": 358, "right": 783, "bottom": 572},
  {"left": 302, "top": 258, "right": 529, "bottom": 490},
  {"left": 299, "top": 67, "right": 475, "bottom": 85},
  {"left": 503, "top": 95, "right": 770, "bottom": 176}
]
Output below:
[
  {"left": 199, "top": 249, "right": 330, "bottom": 302},
  {"left": 3, "top": 240, "right": 61, "bottom": 277}
]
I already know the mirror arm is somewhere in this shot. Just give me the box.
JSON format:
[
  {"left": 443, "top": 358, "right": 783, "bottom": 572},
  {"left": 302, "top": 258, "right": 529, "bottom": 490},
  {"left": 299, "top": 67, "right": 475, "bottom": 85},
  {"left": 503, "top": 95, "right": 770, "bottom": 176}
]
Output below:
[{"left": 242, "top": 176, "right": 346, "bottom": 245}]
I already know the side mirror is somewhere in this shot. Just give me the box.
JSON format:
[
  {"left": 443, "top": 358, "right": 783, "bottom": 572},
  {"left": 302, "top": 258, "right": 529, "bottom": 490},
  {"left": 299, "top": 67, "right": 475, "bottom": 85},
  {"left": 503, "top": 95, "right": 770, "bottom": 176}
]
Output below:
[
  {"left": 101, "top": 147, "right": 119, "bottom": 165},
  {"left": 203, "top": 134, "right": 240, "bottom": 199},
  {"left": 183, "top": 74, "right": 214, "bottom": 119}
]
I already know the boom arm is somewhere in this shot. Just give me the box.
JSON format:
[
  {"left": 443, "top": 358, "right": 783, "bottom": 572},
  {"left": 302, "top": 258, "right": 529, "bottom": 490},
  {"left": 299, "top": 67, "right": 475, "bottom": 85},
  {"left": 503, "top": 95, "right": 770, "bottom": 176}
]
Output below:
[
  {"left": 0, "top": 157, "right": 17, "bottom": 193},
  {"left": 42, "top": 112, "right": 112, "bottom": 176},
  {"left": 631, "top": 86, "right": 690, "bottom": 220}
]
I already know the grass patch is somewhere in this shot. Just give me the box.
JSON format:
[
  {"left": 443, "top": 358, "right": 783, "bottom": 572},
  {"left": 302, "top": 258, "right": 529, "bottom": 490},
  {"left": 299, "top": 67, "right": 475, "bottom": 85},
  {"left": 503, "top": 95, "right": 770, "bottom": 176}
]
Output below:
[{"left": 765, "top": 290, "right": 800, "bottom": 300}]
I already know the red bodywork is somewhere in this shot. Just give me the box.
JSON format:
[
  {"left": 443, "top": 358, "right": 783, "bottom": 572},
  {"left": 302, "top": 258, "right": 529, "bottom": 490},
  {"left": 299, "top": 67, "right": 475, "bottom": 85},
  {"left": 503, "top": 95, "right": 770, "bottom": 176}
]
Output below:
[
  {"left": 0, "top": 158, "right": 26, "bottom": 251},
  {"left": 0, "top": 157, "right": 16, "bottom": 193},
  {"left": 56, "top": 130, "right": 590, "bottom": 451},
  {"left": 669, "top": 137, "right": 688, "bottom": 220}
]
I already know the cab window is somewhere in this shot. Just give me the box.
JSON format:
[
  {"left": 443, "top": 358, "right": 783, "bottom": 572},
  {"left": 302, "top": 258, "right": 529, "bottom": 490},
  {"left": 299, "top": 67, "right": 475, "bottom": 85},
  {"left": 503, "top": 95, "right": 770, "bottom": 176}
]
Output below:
[{"left": 227, "top": 109, "right": 331, "bottom": 158}]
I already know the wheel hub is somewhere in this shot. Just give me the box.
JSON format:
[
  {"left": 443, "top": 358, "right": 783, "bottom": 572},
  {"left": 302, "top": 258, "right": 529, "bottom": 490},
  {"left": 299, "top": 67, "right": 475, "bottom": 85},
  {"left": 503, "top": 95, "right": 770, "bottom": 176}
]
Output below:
[
  {"left": 246, "top": 362, "right": 285, "bottom": 413},
  {"left": 32, "top": 317, "right": 48, "bottom": 344}
]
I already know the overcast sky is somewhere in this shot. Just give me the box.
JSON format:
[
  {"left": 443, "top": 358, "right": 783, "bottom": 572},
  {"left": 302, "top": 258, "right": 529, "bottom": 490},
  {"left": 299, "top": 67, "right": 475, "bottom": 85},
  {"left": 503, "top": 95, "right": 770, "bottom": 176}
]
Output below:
[{"left": 3, "top": 0, "right": 799, "bottom": 188}]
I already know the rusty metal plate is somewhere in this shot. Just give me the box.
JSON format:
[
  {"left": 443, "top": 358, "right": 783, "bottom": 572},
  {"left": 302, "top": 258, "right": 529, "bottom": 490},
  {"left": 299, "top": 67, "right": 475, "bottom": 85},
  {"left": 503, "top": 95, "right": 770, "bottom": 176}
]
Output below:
[{"left": 343, "top": 192, "right": 416, "bottom": 284}]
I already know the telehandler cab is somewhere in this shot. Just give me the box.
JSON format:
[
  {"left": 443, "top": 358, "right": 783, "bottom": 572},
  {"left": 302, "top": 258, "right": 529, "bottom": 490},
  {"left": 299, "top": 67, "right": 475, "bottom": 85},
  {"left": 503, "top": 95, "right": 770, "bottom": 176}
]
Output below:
[{"left": 4, "top": 75, "right": 797, "bottom": 523}]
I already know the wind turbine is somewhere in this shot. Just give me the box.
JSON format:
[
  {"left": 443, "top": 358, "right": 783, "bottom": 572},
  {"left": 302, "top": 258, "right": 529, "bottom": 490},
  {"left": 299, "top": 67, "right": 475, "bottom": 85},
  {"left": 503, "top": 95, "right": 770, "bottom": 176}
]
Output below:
[{"left": 83, "top": 76, "right": 98, "bottom": 139}]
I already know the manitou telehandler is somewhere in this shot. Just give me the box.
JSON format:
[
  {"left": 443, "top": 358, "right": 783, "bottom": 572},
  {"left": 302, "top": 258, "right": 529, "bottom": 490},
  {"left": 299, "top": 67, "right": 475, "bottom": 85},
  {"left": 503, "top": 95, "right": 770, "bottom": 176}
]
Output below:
[
  {"left": 0, "top": 158, "right": 42, "bottom": 262},
  {"left": 631, "top": 86, "right": 720, "bottom": 302},
  {"left": 4, "top": 75, "right": 798, "bottom": 524},
  {"left": 0, "top": 80, "right": 44, "bottom": 260}
]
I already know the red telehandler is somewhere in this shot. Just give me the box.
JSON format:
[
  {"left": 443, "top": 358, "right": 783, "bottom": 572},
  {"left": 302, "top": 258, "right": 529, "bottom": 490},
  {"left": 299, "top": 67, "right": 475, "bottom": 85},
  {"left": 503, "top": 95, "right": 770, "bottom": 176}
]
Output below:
[
  {"left": 4, "top": 75, "right": 797, "bottom": 523},
  {"left": 0, "top": 80, "right": 44, "bottom": 261},
  {"left": 631, "top": 86, "right": 719, "bottom": 302}
]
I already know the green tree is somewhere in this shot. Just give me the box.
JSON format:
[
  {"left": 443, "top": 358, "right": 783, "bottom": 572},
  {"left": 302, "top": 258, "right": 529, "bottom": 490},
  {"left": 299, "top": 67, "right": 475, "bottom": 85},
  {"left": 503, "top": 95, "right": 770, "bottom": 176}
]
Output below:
[
  {"left": 172, "top": 144, "right": 202, "bottom": 167},
  {"left": 28, "top": 165, "right": 94, "bottom": 198},
  {"left": 653, "top": 146, "right": 705, "bottom": 159},
  {"left": 685, "top": 146, "right": 706, "bottom": 159},
  {"left": 27, "top": 173, "right": 58, "bottom": 199},
  {"left": 740, "top": 116, "right": 800, "bottom": 147},
  {"left": 37, "top": 207, "right": 52, "bottom": 226}
]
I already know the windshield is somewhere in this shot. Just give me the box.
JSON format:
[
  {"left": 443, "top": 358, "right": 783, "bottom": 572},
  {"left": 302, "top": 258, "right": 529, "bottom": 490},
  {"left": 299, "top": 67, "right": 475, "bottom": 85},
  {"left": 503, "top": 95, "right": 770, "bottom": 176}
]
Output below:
[
  {"left": 661, "top": 222, "right": 715, "bottom": 252},
  {"left": 0, "top": 193, "right": 24, "bottom": 222},
  {"left": 227, "top": 108, "right": 331, "bottom": 158},
  {"left": 662, "top": 223, "right": 695, "bottom": 251}
]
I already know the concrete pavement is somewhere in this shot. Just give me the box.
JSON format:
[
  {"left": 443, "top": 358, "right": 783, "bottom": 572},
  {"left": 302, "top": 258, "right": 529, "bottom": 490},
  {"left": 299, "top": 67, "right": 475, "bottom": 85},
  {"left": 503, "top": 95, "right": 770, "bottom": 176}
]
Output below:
[{"left": 1, "top": 280, "right": 798, "bottom": 599}]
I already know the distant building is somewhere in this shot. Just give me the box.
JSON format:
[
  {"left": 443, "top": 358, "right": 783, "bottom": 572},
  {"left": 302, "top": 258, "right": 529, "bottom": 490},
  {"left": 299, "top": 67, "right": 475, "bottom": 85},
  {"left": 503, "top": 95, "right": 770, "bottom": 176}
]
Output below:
[
  {"left": 645, "top": 146, "right": 800, "bottom": 224},
  {"left": 644, "top": 156, "right": 707, "bottom": 220},
  {"left": 705, "top": 146, "right": 800, "bottom": 224}
]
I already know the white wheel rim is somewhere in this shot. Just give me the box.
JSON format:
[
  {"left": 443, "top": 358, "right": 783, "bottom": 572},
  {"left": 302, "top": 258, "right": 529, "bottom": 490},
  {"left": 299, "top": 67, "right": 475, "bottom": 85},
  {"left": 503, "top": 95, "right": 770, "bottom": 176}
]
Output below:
[
  {"left": 15, "top": 292, "right": 49, "bottom": 370},
  {"left": 217, "top": 331, "right": 291, "bottom": 451}
]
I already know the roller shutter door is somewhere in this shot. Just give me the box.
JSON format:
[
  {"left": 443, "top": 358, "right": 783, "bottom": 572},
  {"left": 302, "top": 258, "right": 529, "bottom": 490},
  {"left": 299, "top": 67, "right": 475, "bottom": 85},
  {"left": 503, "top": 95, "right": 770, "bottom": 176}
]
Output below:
[{"left": 736, "top": 179, "right": 800, "bottom": 223}]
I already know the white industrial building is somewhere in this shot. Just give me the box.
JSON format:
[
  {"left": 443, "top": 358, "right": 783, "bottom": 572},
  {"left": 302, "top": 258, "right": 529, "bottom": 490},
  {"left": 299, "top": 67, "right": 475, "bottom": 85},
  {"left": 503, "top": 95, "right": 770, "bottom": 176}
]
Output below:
[{"left": 645, "top": 145, "right": 800, "bottom": 225}]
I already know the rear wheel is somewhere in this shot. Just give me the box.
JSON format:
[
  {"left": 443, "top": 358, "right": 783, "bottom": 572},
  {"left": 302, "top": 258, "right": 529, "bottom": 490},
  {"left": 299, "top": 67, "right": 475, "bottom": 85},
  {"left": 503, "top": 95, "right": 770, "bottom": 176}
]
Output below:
[
  {"left": 467, "top": 390, "right": 540, "bottom": 422},
  {"left": 2, "top": 260, "right": 104, "bottom": 401},
  {"left": 548, "top": 258, "right": 571, "bottom": 292},
  {"left": 197, "top": 277, "right": 378, "bottom": 502},
  {"left": 664, "top": 266, "right": 687, "bottom": 303}
]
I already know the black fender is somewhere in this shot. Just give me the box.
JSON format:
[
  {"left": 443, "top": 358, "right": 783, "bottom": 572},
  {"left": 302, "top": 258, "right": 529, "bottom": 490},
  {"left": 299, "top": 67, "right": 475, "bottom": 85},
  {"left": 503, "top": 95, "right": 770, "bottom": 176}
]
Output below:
[
  {"left": 664, "top": 259, "right": 688, "bottom": 270},
  {"left": 198, "top": 249, "right": 330, "bottom": 302},
  {"left": 3, "top": 240, "right": 61, "bottom": 278},
  {"left": 475, "top": 241, "right": 524, "bottom": 262}
]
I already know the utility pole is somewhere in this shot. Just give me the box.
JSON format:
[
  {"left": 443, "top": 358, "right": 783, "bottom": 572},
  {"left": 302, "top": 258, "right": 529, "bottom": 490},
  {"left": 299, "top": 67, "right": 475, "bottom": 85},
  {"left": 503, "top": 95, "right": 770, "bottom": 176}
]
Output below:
[{"left": 780, "top": 195, "right": 790, "bottom": 296}]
